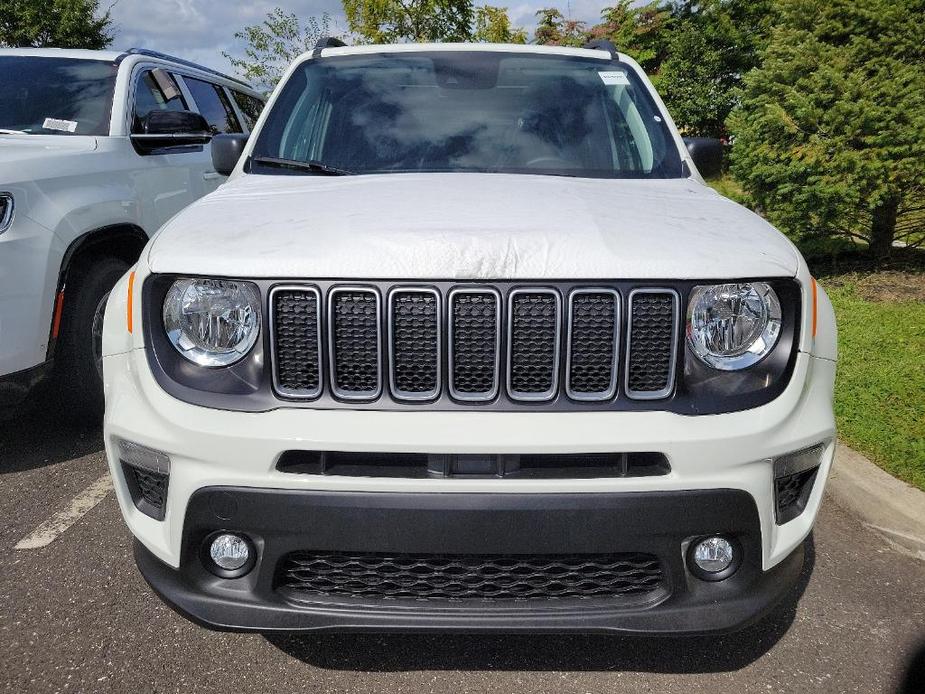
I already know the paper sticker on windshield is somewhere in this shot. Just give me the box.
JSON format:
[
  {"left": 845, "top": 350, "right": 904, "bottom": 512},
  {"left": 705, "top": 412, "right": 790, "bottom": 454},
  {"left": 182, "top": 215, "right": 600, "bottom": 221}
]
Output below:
[
  {"left": 598, "top": 71, "right": 630, "bottom": 86},
  {"left": 43, "top": 118, "right": 78, "bottom": 133}
]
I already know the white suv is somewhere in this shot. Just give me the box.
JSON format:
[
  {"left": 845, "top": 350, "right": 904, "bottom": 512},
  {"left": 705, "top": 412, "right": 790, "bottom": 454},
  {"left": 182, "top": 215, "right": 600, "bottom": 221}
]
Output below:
[
  {"left": 103, "top": 42, "right": 838, "bottom": 634},
  {"left": 0, "top": 48, "right": 263, "bottom": 417}
]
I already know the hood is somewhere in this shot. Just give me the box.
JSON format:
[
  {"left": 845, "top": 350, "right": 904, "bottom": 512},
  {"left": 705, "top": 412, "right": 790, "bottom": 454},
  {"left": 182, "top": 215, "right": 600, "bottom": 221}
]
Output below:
[
  {"left": 0, "top": 135, "right": 98, "bottom": 183},
  {"left": 147, "top": 173, "right": 799, "bottom": 280}
]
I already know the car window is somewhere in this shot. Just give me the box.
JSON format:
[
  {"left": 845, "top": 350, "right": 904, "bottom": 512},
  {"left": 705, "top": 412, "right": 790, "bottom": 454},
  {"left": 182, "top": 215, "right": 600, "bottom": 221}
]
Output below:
[
  {"left": 231, "top": 90, "right": 264, "bottom": 130},
  {"left": 0, "top": 57, "right": 117, "bottom": 136},
  {"left": 184, "top": 77, "right": 242, "bottom": 134},
  {"left": 132, "top": 69, "right": 187, "bottom": 133}
]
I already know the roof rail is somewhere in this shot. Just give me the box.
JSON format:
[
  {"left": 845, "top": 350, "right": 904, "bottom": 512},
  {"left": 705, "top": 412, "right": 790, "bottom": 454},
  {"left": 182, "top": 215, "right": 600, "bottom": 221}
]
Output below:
[
  {"left": 582, "top": 39, "right": 619, "bottom": 59},
  {"left": 314, "top": 37, "right": 346, "bottom": 50},
  {"left": 122, "top": 48, "right": 252, "bottom": 89}
]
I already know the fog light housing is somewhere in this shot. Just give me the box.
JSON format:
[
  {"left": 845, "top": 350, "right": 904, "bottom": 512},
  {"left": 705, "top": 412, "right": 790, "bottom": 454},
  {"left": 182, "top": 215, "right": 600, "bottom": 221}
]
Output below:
[
  {"left": 687, "top": 536, "right": 740, "bottom": 581},
  {"left": 203, "top": 532, "right": 256, "bottom": 578}
]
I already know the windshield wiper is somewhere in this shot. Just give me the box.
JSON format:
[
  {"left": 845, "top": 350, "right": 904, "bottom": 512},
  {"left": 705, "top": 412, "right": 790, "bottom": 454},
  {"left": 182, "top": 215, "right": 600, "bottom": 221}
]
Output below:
[
  {"left": 0, "top": 128, "right": 28, "bottom": 135},
  {"left": 250, "top": 156, "right": 354, "bottom": 176}
]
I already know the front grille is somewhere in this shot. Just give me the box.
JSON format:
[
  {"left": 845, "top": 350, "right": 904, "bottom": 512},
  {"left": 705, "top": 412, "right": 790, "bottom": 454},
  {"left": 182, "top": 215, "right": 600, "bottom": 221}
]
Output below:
[
  {"left": 270, "top": 282, "right": 681, "bottom": 406},
  {"left": 329, "top": 288, "right": 381, "bottom": 399},
  {"left": 277, "top": 551, "right": 664, "bottom": 602},
  {"left": 625, "top": 290, "right": 679, "bottom": 398}
]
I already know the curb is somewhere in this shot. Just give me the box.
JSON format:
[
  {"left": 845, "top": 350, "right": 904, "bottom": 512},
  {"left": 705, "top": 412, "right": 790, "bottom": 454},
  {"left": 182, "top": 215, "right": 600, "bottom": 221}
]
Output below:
[{"left": 826, "top": 443, "right": 925, "bottom": 561}]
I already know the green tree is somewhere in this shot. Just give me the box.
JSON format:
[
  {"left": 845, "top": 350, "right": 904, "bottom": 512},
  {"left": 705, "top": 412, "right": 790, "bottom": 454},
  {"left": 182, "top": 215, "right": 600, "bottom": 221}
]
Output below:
[
  {"left": 473, "top": 5, "right": 526, "bottom": 43},
  {"left": 533, "top": 8, "right": 586, "bottom": 46},
  {"left": 657, "top": 0, "right": 773, "bottom": 137},
  {"left": 224, "top": 8, "right": 334, "bottom": 89},
  {"left": 586, "top": 2, "right": 673, "bottom": 73},
  {"left": 343, "top": 0, "right": 474, "bottom": 43},
  {"left": 728, "top": 0, "right": 925, "bottom": 259},
  {"left": 0, "top": 0, "right": 113, "bottom": 48}
]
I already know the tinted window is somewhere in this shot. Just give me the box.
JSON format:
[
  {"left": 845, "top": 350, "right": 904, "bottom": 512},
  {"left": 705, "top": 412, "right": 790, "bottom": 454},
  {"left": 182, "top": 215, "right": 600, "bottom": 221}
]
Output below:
[
  {"left": 185, "top": 77, "right": 242, "bottom": 134},
  {"left": 0, "top": 57, "right": 117, "bottom": 135},
  {"left": 132, "top": 69, "right": 188, "bottom": 132},
  {"left": 232, "top": 90, "right": 264, "bottom": 129},
  {"left": 252, "top": 52, "right": 683, "bottom": 179}
]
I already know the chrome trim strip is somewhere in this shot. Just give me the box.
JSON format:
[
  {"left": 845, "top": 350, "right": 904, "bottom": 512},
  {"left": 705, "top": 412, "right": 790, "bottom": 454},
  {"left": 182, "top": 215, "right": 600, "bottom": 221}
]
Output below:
[
  {"left": 624, "top": 288, "right": 680, "bottom": 400},
  {"left": 268, "top": 285, "right": 323, "bottom": 400},
  {"left": 565, "top": 288, "right": 621, "bottom": 401},
  {"left": 387, "top": 286, "right": 442, "bottom": 402},
  {"left": 327, "top": 286, "right": 382, "bottom": 401},
  {"left": 506, "top": 288, "right": 562, "bottom": 402},
  {"left": 447, "top": 287, "right": 502, "bottom": 402}
]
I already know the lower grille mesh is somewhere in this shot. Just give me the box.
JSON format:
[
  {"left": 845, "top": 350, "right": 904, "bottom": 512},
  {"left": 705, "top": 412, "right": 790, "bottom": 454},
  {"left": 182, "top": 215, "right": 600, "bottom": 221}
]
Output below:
[{"left": 278, "top": 551, "right": 664, "bottom": 601}]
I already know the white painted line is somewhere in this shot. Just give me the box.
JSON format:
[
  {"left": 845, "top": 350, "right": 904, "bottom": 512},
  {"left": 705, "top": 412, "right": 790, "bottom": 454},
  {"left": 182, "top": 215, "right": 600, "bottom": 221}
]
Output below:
[{"left": 14, "top": 473, "right": 113, "bottom": 550}]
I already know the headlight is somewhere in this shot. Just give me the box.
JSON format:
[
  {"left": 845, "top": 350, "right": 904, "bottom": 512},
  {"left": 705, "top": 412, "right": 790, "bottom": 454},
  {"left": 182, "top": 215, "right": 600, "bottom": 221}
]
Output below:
[
  {"left": 687, "top": 282, "right": 782, "bottom": 370},
  {"left": 163, "top": 278, "right": 260, "bottom": 367}
]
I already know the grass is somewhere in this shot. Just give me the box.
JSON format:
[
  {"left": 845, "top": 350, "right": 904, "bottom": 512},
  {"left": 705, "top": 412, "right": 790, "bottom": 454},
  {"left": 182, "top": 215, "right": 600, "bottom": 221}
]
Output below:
[{"left": 819, "top": 271, "right": 925, "bottom": 490}]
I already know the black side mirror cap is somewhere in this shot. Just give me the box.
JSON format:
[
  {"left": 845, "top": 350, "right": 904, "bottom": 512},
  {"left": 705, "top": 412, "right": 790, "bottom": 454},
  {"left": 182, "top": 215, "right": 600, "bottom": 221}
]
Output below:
[
  {"left": 683, "top": 137, "right": 724, "bottom": 179},
  {"left": 211, "top": 133, "right": 249, "bottom": 176},
  {"left": 131, "top": 110, "right": 211, "bottom": 154}
]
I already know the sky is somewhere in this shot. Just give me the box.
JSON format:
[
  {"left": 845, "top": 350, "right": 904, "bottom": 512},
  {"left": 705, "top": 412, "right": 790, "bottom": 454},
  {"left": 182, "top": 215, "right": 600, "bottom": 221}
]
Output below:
[{"left": 108, "top": 0, "right": 608, "bottom": 76}]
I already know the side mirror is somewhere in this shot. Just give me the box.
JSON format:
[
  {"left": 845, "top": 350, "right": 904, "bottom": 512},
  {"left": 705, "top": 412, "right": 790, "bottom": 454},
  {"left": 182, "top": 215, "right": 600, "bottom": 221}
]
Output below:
[
  {"left": 683, "top": 137, "right": 724, "bottom": 179},
  {"left": 211, "top": 133, "right": 249, "bottom": 176},
  {"left": 131, "top": 110, "right": 211, "bottom": 154}
]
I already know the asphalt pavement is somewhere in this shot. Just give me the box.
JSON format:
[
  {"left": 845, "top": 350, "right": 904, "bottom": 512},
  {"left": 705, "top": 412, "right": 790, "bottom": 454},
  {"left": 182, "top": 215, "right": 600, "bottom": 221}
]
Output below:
[{"left": 2, "top": 409, "right": 924, "bottom": 694}]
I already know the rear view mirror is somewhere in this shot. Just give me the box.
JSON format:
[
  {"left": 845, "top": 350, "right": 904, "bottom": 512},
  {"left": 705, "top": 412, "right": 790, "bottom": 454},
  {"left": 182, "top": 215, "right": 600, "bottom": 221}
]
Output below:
[
  {"left": 211, "top": 133, "right": 249, "bottom": 176},
  {"left": 683, "top": 137, "right": 724, "bottom": 179},
  {"left": 132, "top": 110, "right": 211, "bottom": 154}
]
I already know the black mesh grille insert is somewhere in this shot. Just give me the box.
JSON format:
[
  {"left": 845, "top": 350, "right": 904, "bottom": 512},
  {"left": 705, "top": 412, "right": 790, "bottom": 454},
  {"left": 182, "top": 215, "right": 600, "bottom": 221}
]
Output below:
[
  {"left": 450, "top": 291, "right": 499, "bottom": 398},
  {"left": 775, "top": 467, "right": 819, "bottom": 524},
  {"left": 509, "top": 292, "right": 559, "bottom": 397},
  {"left": 626, "top": 292, "right": 677, "bottom": 396},
  {"left": 272, "top": 289, "right": 320, "bottom": 395},
  {"left": 122, "top": 462, "right": 168, "bottom": 521},
  {"left": 331, "top": 290, "right": 380, "bottom": 396},
  {"left": 390, "top": 290, "right": 439, "bottom": 397},
  {"left": 568, "top": 291, "right": 618, "bottom": 398},
  {"left": 278, "top": 551, "right": 664, "bottom": 601}
]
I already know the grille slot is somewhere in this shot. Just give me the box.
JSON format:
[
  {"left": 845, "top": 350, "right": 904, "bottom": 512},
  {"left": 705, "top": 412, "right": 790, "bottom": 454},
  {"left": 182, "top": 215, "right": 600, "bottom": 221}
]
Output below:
[
  {"left": 388, "top": 288, "right": 441, "bottom": 400},
  {"left": 121, "top": 462, "right": 168, "bottom": 521},
  {"left": 566, "top": 289, "right": 620, "bottom": 400},
  {"left": 507, "top": 289, "right": 561, "bottom": 401},
  {"left": 328, "top": 288, "right": 381, "bottom": 400},
  {"left": 277, "top": 551, "right": 665, "bottom": 601},
  {"left": 625, "top": 289, "right": 679, "bottom": 399},
  {"left": 448, "top": 289, "right": 501, "bottom": 401},
  {"left": 270, "top": 287, "right": 322, "bottom": 398}
]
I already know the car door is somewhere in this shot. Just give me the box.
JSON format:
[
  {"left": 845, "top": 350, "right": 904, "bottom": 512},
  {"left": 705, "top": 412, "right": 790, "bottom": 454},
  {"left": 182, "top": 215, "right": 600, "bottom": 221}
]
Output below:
[
  {"left": 127, "top": 66, "right": 209, "bottom": 229},
  {"left": 177, "top": 75, "right": 246, "bottom": 194}
]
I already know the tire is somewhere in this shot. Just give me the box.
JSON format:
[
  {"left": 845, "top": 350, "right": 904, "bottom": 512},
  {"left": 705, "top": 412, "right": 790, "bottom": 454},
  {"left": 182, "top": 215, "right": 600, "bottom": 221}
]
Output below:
[{"left": 55, "top": 256, "right": 130, "bottom": 423}]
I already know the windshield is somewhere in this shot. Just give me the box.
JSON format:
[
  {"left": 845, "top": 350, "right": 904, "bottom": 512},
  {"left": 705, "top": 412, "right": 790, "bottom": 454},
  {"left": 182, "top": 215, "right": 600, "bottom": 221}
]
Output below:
[
  {"left": 251, "top": 51, "right": 683, "bottom": 178},
  {"left": 0, "top": 57, "right": 118, "bottom": 136}
]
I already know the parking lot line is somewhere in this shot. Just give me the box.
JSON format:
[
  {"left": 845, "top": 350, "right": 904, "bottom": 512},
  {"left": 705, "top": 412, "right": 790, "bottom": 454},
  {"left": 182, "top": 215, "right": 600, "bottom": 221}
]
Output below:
[{"left": 14, "top": 473, "right": 113, "bottom": 550}]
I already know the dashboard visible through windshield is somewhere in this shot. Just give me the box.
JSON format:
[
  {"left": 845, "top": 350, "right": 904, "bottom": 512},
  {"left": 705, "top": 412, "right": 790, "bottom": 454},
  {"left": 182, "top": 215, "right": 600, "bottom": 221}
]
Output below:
[{"left": 250, "top": 51, "right": 684, "bottom": 179}]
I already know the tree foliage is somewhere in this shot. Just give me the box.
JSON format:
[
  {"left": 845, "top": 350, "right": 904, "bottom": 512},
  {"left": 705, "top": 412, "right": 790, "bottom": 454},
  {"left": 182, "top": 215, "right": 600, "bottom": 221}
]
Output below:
[
  {"left": 728, "top": 0, "right": 925, "bottom": 258},
  {"left": 586, "top": 2, "right": 673, "bottom": 73},
  {"left": 533, "top": 8, "right": 586, "bottom": 47},
  {"left": 0, "top": 0, "right": 113, "bottom": 49},
  {"left": 473, "top": 5, "right": 526, "bottom": 44},
  {"left": 343, "top": 0, "right": 474, "bottom": 43},
  {"left": 224, "top": 9, "right": 334, "bottom": 90}
]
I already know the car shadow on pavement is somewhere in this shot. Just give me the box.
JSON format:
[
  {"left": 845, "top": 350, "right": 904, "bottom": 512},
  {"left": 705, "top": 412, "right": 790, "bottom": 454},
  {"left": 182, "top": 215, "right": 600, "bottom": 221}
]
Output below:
[
  {"left": 0, "top": 401, "right": 103, "bottom": 474},
  {"left": 266, "top": 536, "right": 816, "bottom": 674}
]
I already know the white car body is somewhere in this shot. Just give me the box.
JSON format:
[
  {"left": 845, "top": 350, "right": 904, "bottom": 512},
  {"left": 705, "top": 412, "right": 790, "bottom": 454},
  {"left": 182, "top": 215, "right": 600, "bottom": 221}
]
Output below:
[
  {"left": 0, "top": 48, "right": 263, "bottom": 408},
  {"left": 103, "top": 43, "right": 837, "bottom": 634}
]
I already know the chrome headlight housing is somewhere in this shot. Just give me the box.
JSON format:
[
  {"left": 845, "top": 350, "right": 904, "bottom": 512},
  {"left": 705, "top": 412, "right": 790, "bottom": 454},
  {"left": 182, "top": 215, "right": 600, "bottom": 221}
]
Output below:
[
  {"left": 163, "top": 278, "right": 260, "bottom": 367},
  {"left": 687, "top": 282, "right": 782, "bottom": 370}
]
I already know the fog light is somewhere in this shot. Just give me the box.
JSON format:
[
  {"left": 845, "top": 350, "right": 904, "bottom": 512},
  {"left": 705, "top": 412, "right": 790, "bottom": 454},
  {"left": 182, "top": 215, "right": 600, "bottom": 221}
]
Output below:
[
  {"left": 688, "top": 536, "right": 739, "bottom": 581},
  {"left": 204, "top": 532, "right": 255, "bottom": 577}
]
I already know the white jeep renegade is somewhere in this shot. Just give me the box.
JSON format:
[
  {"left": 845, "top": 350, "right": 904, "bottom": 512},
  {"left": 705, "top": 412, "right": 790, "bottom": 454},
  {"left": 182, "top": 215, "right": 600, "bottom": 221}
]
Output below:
[
  {"left": 0, "top": 48, "right": 263, "bottom": 417},
  {"left": 103, "top": 41, "right": 837, "bottom": 634}
]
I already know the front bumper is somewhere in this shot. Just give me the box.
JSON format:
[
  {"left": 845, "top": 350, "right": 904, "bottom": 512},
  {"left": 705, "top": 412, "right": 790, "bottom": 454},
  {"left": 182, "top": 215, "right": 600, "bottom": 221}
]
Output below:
[{"left": 136, "top": 486, "right": 805, "bottom": 634}]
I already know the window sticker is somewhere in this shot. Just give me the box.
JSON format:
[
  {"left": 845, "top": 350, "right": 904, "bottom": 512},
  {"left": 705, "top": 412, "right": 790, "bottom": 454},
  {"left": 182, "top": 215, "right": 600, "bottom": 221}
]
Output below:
[
  {"left": 598, "top": 71, "right": 630, "bottom": 86},
  {"left": 42, "top": 118, "right": 78, "bottom": 133}
]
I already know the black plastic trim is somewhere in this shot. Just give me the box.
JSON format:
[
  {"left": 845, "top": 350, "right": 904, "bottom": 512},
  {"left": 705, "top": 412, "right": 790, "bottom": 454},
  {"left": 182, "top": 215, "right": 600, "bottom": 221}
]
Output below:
[
  {"left": 132, "top": 486, "right": 803, "bottom": 634},
  {"left": 142, "top": 275, "right": 801, "bottom": 415}
]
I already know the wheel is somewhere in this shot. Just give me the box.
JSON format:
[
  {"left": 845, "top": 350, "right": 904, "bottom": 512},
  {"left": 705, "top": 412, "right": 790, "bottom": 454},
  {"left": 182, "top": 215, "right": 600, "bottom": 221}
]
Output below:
[{"left": 55, "top": 256, "right": 130, "bottom": 423}]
